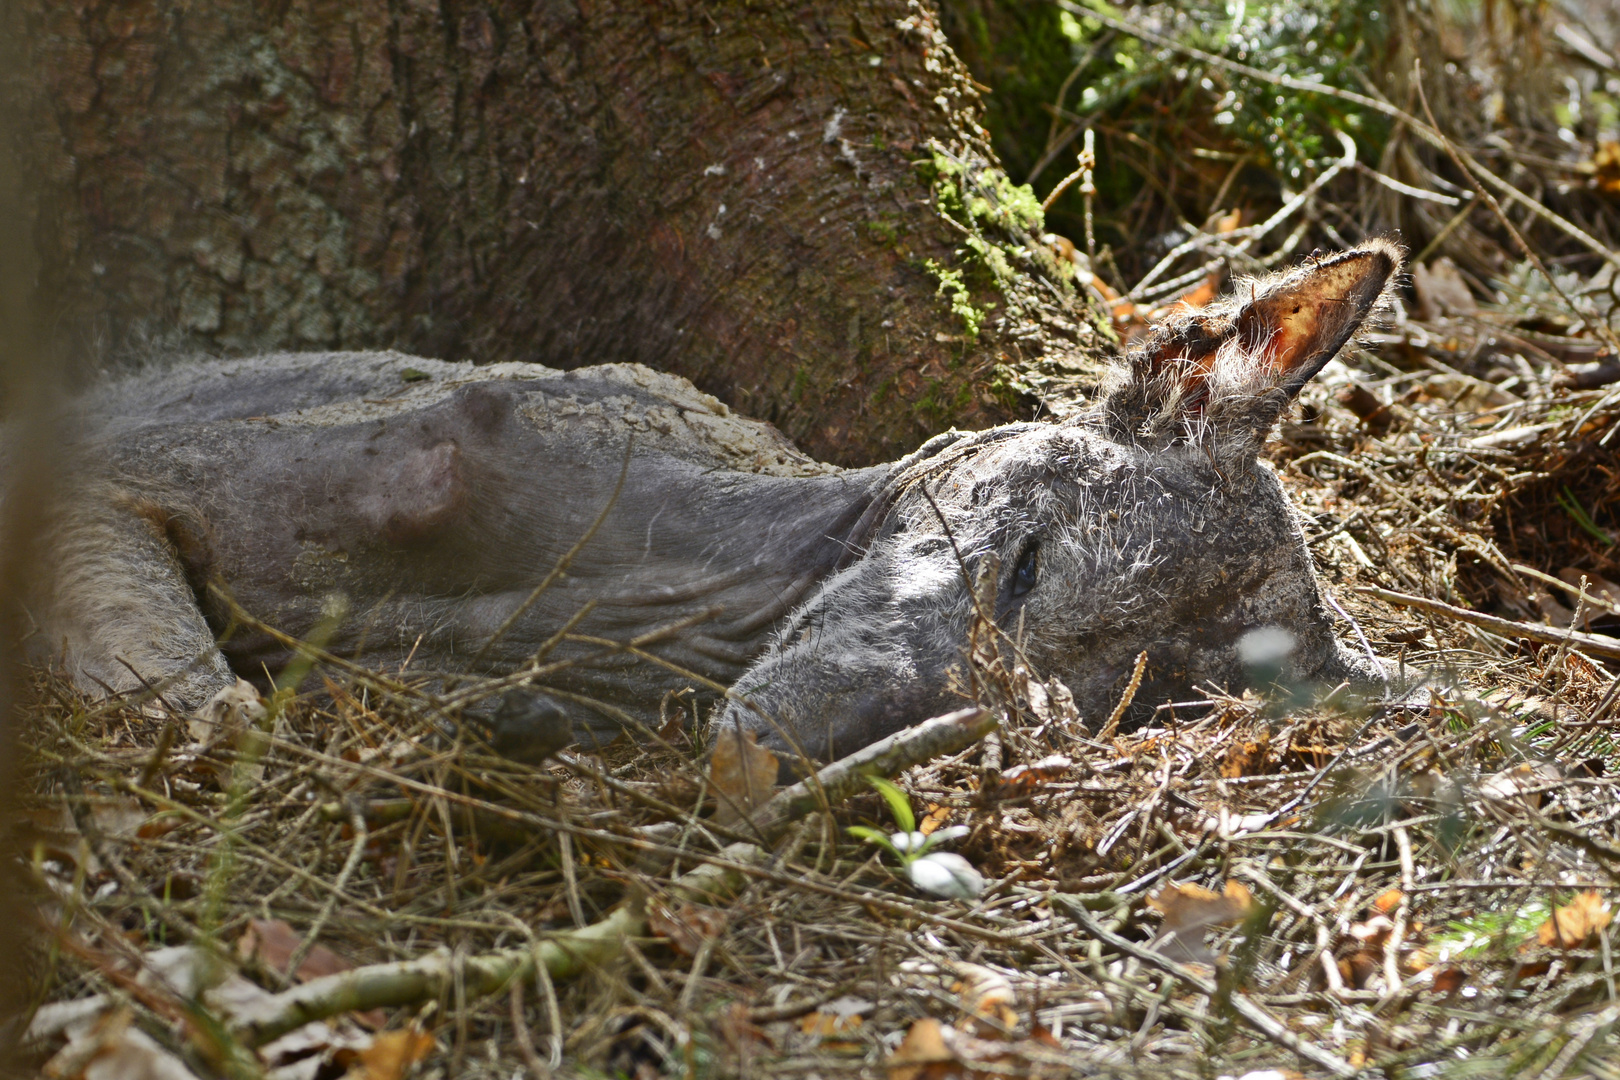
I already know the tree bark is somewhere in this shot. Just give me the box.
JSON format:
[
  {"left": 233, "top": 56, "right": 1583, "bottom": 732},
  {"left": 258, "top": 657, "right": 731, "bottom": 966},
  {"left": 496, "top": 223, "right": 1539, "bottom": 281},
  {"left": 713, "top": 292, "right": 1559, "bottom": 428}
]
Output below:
[{"left": 18, "top": 0, "right": 1109, "bottom": 465}]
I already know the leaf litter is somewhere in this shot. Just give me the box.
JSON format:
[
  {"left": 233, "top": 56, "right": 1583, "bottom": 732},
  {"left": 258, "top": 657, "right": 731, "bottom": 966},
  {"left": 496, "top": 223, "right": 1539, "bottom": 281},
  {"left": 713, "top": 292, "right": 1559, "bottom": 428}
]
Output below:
[{"left": 18, "top": 16, "right": 1620, "bottom": 1080}]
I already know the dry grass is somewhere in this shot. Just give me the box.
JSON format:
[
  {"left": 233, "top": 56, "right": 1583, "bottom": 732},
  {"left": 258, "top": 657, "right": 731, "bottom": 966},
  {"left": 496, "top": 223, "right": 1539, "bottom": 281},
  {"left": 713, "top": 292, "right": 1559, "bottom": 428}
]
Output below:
[{"left": 18, "top": 4, "right": 1620, "bottom": 1077}]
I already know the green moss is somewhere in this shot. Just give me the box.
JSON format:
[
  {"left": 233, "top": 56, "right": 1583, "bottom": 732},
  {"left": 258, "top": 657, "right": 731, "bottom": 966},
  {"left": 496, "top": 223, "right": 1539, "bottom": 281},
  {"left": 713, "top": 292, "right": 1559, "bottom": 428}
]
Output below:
[
  {"left": 928, "top": 148, "right": 1044, "bottom": 235},
  {"left": 866, "top": 215, "right": 902, "bottom": 247},
  {"left": 924, "top": 259, "right": 987, "bottom": 340},
  {"left": 913, "top": 377, "right": 975, "bottom": 426},
  {"left": 985, "top": 362, "right": 1034, "bottom": 412},
  {"left": 912, "top": 149, "right": 1061, "bottom": 341}
]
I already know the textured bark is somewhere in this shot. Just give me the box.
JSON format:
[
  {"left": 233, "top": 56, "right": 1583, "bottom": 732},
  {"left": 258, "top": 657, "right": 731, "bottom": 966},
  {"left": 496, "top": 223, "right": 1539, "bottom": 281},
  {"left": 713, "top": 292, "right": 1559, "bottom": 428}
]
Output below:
[{"left": 18, "top": 0, "right": 1108, "bottom": 465}]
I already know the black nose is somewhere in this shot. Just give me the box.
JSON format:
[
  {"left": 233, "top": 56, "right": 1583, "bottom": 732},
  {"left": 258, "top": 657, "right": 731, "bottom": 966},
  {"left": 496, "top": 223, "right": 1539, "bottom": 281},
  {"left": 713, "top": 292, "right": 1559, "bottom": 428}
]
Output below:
[{"left": 489, "top": 688, "right": 575, "bottom": 764}]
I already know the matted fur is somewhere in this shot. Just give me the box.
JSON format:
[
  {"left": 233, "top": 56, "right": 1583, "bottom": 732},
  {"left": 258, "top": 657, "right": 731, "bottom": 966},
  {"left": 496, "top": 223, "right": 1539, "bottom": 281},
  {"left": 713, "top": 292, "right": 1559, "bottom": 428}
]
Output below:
[{"left": 19, "top": 244, "right": 1404, "bottom": 760}]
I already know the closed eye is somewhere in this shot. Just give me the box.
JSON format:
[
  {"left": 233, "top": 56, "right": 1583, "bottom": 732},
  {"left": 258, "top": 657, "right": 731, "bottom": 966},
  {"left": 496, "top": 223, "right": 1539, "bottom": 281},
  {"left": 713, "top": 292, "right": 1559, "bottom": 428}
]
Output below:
[{"left": 1010, "top": 542, "right": 1039, "bottom": 598}]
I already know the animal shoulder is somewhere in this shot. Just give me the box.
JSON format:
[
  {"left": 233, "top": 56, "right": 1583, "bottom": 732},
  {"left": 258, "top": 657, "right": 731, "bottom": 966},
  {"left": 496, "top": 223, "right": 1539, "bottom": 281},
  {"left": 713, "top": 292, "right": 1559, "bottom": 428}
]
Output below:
[{"left": 84, "top": 351, "right": 837, "bottom": 479}]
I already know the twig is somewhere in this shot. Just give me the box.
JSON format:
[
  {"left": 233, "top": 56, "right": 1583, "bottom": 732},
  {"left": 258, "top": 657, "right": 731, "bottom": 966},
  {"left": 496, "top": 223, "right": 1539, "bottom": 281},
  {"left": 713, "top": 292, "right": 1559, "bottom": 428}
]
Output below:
[
  {"left": 1059, "top": 0, "right": 1620, "bottom": 273},
  {"left": 1513, "top": 563, "right": 1620, "bottom": 619},
  {"left": 280, "top": 800, "right": 369, "bottom": 989},
  {"left": 1065, "top": 904, "right": 1357, "bottom": 1077},
  {"left": 1357, "top": 585, "right": 1620, "bottom": 661},
  {"left": 232, "top": 707, "right": 997, "bottom": 1046},
  {"left": 1098, "top": 651, "right": 1148, "bottom": 739},
  {"left": 1413, "top": 62, "right": 1620, "bottom": 357}
]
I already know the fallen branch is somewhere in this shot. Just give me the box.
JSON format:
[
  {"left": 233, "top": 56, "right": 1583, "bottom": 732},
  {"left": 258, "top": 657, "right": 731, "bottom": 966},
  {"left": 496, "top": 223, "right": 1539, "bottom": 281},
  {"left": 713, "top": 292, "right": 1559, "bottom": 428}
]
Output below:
[
  {"left": 235, "top": 847, "right": 759, "bottom": 1048},
  {"left": 233, "top": 707, "right": 997, "bottom": 1048},
  {"left": 1356, "top": 585, "right": 1620, "bottom": 661},
  {"left": 743, "top": 707, "right": 993, "bottom": 840}
]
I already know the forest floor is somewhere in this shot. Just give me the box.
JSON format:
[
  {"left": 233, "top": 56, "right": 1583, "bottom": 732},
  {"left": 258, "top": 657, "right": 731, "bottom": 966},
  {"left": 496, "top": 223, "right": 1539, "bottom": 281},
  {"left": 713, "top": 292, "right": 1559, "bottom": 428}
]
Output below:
[
  {"left": 20, "top": 257, "right": 1620, "bottom": 1080},
  {"left": 19, "top": 6, "right": 1620, "bottom": 1076}
]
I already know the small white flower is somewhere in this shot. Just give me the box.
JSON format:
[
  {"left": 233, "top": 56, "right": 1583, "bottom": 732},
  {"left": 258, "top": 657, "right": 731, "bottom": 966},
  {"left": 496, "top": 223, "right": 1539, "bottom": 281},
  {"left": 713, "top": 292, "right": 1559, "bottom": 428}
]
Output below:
[
  {"left": 890, "top": 825, "right": 969, "bottom": 854},
  {"left": 907, "top": 852, "right": 985, "bottom": 899}
]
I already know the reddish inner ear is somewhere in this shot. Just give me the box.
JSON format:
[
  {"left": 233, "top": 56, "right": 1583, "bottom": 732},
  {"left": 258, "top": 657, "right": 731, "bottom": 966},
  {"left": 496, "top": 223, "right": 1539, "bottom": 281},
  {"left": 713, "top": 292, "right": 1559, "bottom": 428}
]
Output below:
[
  {"left": 1118, "top": 243, "right": 1401, "bottom": 434},
  {"left": 1237, "top": 249, "right": 1396, "bottom": 386},
  {"left": 1255, "top": 299, "right": 1321, "bottom": 374}
]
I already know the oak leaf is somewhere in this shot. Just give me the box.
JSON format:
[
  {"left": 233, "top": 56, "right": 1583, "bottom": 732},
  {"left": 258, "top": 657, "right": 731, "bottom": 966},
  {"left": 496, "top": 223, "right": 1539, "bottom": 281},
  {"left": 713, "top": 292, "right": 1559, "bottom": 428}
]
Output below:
[{"left": 709, "top": 728, "right": 778, "bottom": 826}]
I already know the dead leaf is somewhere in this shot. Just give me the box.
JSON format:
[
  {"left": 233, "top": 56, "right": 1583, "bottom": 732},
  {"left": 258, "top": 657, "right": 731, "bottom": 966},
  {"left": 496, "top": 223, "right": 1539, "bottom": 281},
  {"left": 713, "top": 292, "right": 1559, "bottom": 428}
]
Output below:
[
  {"left": 919, "top": 804, "right": 953, "bottom": 834},
  {"left": 236, "top": 920, "right": 386, "bottom": 1030},
  {"left": 43, "top": 1007, "right": 199, "bottom": 1080},
  {"left": 1478, "top": 762, "right": 1563, "bottom": 807},
  {"left": 1410, "top": 258, "right": 1477, "bottom": 319},
  {"left": 1158, "top": 272, "right": 1219, "bottom": 316},
  {"left": 997, "top": 755, "right": 1072, "bottom": 792},
  {"left": 1373, "top": 889, "right": 1404, "bottom": 915},
  {"left": 887, "top": 1018, "right": 954, "bottom": 1080},
  {"left": 886, "top": 1017, "right": 1025, "bottom": 1080},
  {"left": 187, "top": 678, "right": 267, "bottom": 744},
  {"left": 338, "top": 1027, "right": 437, "bottom": 1080},
  {"left": 799, "top": 996, "right": 869, "bottom": 1046},
  {"left": 709, "top": 727, "right": 778, "bottom": 826},
  {"left": 1147, "top": 880, "right": 1255, "bottom": 965},
  {"left": 1220, "top": 733, "right": 1270, "bottom": 778},
  {"left": 1594, "top": 140, "right": 1620, "bottom": 197},
  {"left": 647, "top": 902, "right": 728, "bottom": 957},
  {"left": 1335, "top": 383, "right": 1393, "bottom": 435},
  {"left": 1536, "top": 890, "right": 1612, "bottom": 950},
  {"left": 1428, "top": 964, "right": 1466, "bottom": 994},
  {"left": 237, "top": 919, "right": 353, "bottom": 983},
  {"left": 950, "top": 964, "right": 1017, "bottom": 1037},
  {"left": 718, "top": 1001, "right": 773, "bottom": 1053}
]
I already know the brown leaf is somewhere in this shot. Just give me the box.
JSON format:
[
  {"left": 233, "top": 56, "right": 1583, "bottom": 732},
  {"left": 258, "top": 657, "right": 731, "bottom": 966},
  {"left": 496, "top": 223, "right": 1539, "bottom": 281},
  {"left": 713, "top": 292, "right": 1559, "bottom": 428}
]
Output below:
[
  {"left": 718, "top": 1001, "right": 773, "bottom": 1053},
  {"left": 1147, "top": 880, "right": 1255, "bottom": 965},
  {"left": 42, "top": 1007, "right": 198, "bottom": 1080},
  {"left": 1410, "top": 257, "right": 1477, "bottom": 319},
  {"left": 886, "top": 1018, "right": 955, "bottom": 1080},
  {"left": 340, "top": 1027, "right": 437, "bottom": 1080},
  {"left": 919, "top": 804, "right": 953, "bottom": 834},
  {"left": 1557, "top": 567, "right": 1620, "bottom": 612},
  {"left": 1594, "top": 140, "right": 1620, "bottom": 197},
  {"left": 1373, "top": 889, "right": 1404, "bottom": 915},
  {"left": 799, "top": 1002, "right": 866, "bottom": 1045},
  {"left": 647, "top": 902, "right": 728, "bottom": 957},
  {"left": 237, "top": 918, "right": 353, "bottom": 983},
  {"left": 1537, "top": 890, "right": 1612, "bottom": 950},
  {"left": 886, "top": 1017, "right": 1024, "bottom": 1080},
  {"left": 1428, "top": 964, "right": 1467, "bottom": 994},
  {"left": 1478, "top": 762, "right": 1563, "bottom": 807},
  {"left": 950, "top": 964, "right": 1017, "bottom": 1037},
  {"left": 709, "top": 727, "right": 778, "bottom": 826},
  {"left": 1220, "top": 733, "right": 1271, "bottom": 779},
  {"left": 997, "top": 755, "right": 1072, "bottom": 792}
]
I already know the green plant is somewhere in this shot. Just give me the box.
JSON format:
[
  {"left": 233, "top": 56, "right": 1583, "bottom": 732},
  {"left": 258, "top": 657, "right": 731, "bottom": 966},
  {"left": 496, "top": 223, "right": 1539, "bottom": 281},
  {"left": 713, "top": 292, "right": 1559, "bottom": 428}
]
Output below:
[{"left": 847, "top": 776, "right": 984, "bottom": 898}]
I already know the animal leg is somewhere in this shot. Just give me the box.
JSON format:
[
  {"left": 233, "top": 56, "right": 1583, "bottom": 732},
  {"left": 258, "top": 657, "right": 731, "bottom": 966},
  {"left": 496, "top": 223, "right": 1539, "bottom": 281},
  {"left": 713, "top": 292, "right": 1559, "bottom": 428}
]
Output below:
[{"left": 29, "top": 491, "right": 235, "bottom": 710}]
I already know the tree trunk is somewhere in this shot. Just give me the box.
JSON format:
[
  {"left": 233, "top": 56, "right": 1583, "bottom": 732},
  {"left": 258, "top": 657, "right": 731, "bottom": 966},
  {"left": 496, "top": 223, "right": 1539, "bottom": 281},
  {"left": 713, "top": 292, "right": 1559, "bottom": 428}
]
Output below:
[{"left": 18, "top": 0, "right": 1109, "bottom": 465}]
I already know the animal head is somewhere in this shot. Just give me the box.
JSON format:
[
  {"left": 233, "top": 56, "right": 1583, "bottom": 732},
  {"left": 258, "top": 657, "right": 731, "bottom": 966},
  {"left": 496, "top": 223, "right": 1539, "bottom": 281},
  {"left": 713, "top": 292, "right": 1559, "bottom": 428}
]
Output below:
[{"left": 718, "top": 242, "right": 1403, "bottom": 761}]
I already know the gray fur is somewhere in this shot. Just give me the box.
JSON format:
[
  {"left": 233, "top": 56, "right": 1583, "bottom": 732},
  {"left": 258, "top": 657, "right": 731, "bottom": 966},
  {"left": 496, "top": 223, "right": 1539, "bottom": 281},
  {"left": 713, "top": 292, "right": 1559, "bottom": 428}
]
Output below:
[{"left": 20, "top": 243, "right": 1403, "bottom": 759}]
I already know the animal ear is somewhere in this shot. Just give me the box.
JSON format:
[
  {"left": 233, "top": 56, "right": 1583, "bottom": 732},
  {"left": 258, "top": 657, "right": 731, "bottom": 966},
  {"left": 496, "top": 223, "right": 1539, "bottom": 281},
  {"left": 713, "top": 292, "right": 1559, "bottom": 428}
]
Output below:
[
  {"left": 1229, "top": 241, "right": 1403, "bottom": 397},
  {"left": 1109, "top": 241, "right": 1403, "bottom": 439}
]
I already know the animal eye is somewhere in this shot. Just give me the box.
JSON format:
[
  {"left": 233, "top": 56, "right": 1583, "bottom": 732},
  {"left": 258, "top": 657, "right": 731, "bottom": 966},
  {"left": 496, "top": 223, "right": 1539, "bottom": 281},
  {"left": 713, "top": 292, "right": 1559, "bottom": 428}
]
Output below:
[{"left": 1011, "top": 543, "right": 1039, "bottom": 598}]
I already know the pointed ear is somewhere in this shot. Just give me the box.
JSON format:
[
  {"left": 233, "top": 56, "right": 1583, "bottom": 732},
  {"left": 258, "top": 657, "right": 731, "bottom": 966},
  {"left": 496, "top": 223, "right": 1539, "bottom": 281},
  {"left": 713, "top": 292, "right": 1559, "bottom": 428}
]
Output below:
[
  {"left": 1231, "top": 241, "right": 1403, "bottom": 396},
  {"left": 1106, "top": 241, "right": 1403, "bottom": 441}
]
